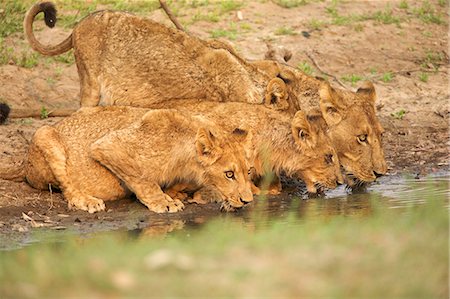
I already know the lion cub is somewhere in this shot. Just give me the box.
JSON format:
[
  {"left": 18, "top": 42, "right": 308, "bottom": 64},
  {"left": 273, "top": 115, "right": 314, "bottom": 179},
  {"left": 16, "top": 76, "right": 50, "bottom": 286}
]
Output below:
[
  {"left": 25, "top": 107, "right": 253, "bottom": 213},
  {"left": 157, "top": 101, "right": 343, "bottom": 194}
]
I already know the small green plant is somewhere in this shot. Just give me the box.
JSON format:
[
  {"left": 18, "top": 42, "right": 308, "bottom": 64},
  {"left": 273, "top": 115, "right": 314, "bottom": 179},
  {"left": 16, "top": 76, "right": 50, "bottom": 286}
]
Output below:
[
  {"left": 342, "top": 74, "right": 363, "bottom": 85},
  {"left": 309, "top": 19, "right": 327, "bottom": 30},
  {"left": 20, "top": 118, "right": 34, "bottom": 125},
  {"left": 399, "top": 0, "right": 408, "bottom": 9},
  {"left": 391, "top": 109, "right": 406, "bottom": 120},
  {"left": 0, "top": 1, "right": 28, "bottom": 38},
  {"left": 380, "top": 72, "right": 393, "bottom": 83},
  {"left": 15, "top": 52, "right": 39, "bottom": 68},
  {"left": 438, "top": 0, "right": 448, "bottom": 6},
  {"left": 419, "top": 72, "right": 429, "bottom": 82},
  {"left": 52, "top": 50, "right": 75, "bottom": 65},
  {"left": 372, "top": 7, "right": 401, "bottom": 25},
  {"left": 297, "top": 61, "right": 314, "bottom": 75},
  {"left": 46, "top": 77, "right": 56, "bottom": 86},
  {"left": 40, "top": 106, "right": 49, "bottom": 119},
  {"left": 275, "top": 26, "right": 297, "bottom": 35},
  {"left": 353, "top": 23, "right": 364, "bottom": 32},
  {"left": 220, "top": 0, "right": 243, "bottom": 13},
  {"left": 369, "top": 67, "right": 377, "bottom": 75},
  {"left": 0, "top": 39, "right": 14, "bottom": 65},
  {"left": 191, "top": 12, "right": 220, "bottom": 23},
  {"left": 240, "top": 23, "right": 252, "bottom": 31},
  {"left": 210, "top": 27, "right": 237, "bottom": 40},
  {"left": 273, "top": 0, "right": 309, "bottom": 8},
  {"left": 422, "top": 50, "right": 444, "bottom": 69},
  {"left": 413, "top": 0, "right": 445, "bottom": 25}
]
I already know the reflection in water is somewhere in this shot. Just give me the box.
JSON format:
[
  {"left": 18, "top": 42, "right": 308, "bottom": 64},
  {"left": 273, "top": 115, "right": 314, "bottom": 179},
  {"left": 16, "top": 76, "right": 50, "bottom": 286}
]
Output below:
[{"left": 133, "top": 173, "right": 449, "bottom": 238}]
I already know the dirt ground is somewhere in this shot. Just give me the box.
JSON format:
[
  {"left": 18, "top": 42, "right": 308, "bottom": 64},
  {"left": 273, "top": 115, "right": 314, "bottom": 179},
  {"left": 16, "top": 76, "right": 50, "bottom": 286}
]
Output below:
[{"left": 0, "top": 0, "right": 448, "bottom": 240}]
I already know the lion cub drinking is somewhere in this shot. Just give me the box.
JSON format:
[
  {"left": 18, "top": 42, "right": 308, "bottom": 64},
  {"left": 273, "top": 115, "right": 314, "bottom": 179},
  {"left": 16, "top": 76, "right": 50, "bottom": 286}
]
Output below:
[
  {"left": 156, "top": 101, "right": 344, "bottom": 194},
  {"left": 25, "top": 107, "right": 253, "bottom": 213}
]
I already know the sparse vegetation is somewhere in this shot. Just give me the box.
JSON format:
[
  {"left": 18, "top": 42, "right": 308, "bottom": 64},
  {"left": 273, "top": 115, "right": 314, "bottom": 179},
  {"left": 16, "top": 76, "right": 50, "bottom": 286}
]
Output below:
[
  {"left": 372, "top": 7, "right": 401, "bottom": 25},
  {"left": 40, "top": 106, "right": 49, "bottom": 119},
  {"left": 422, "top": 50, "right": 445, "bottom": 69},
  {"left": 52, "top": 50, "right": 75, "bottom": 65},
  {"left": 308, "top": 18, "right": 327, "bottom": 30},
  {"left": 272, "top": 0, "right": 309, "bottom": 8},
  {"left": 413, "top": 0, "right": 445, "bottom": 25},
  {"left": 399, "top": 0, "right": 409, "bottom": 9},
  {"left": 210, "top": 23, "right": 238, "bottom": 40},
  {"left": 419, "top": 72, "right": 429, "bottom": 82},
  {"left": 297, "top": 61, "right": 314, "bottom": 75},
  {"left": 342, "top": 74, "right": 363, "bottom": 85},
  {"left": 381, "top": 72, "right": 394, "bottom": 83},
  {"left": 391, "top": 109, "right": 407, "bottom": 119},
  {"left": 274, "top": 26, "right": 297, "bottom": 35},
  {"left": 15, "top": 52, "right": 39, "bottom": 68}
]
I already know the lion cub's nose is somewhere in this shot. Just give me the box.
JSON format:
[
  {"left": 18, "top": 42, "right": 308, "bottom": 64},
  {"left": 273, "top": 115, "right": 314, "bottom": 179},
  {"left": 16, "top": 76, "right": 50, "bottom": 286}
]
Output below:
[
  {"left": 374, "top": 171, "right": 384, "bottom": 178},
  {"left": 240, "top": 198, "right": 251, "bottom": 205}
]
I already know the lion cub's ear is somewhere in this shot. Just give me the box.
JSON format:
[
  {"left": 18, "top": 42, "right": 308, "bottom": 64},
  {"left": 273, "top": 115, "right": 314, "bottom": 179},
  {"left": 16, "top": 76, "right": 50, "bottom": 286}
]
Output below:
[
  {"left": 196, "top": 128, "right": 220, "bottom": 165},
  {"left": 356, "top": 81, "right": 377, "bottom": 105},
  {"left": 319, "top": 82, "right": 344, "bottom": 127},
  {"left": 291, "top": 111, "right": 317, "bottom": 149},
  {"left": 264, "top": 78, "right": 289, "bottom": 111},
  {"left": 232, "top": 127, "right": 255, "bottom": 162}
]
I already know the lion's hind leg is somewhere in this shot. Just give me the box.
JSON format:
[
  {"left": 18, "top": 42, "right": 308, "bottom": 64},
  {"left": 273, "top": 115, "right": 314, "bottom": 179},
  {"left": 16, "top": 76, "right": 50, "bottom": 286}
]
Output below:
[{"left": 26, "top": 126, "right": 105, "bottom": 213}]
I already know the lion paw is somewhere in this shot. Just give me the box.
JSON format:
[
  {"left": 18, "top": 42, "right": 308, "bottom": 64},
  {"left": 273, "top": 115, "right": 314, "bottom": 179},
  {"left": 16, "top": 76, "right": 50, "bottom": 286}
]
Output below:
[
  {"left": 68, "top": 195, "right": 106, "bottom": 213},
  {"left": 143, "top": 194, "right": 185, "bottom": 213}
]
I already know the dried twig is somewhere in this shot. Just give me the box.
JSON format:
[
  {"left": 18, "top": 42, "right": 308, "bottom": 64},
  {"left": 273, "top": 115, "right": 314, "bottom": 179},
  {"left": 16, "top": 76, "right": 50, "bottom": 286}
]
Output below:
[
  {"left": 305, "top": 51, "right": 348, "bottom": 90},
  {"left": 48, "top": 184, "right": 53, "bottom": 211},
  {"left": 159, "top": 0, "right": 185, "bottom": 32}
]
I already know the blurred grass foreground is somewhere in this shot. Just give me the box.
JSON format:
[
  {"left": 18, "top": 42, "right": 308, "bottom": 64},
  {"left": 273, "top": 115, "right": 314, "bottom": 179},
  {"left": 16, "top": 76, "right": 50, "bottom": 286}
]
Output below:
[{"left": 0, "top": 197, "right": 448, "bottom": 298}]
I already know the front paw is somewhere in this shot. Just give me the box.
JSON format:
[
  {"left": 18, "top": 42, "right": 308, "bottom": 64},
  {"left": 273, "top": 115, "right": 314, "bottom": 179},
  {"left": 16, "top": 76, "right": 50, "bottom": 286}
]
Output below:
[
  {"left": 68, "top": 195, "right": 106, "bottom": 213},
  {"left": 142, "top": 194, "right": 185, "bottom": 213}
]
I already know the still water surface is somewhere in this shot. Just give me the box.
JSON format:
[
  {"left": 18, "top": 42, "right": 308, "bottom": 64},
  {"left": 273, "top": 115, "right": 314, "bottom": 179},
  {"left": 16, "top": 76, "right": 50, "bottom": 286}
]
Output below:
[{"left": 4, "top": 173, "right": 449, "bottom": 249}]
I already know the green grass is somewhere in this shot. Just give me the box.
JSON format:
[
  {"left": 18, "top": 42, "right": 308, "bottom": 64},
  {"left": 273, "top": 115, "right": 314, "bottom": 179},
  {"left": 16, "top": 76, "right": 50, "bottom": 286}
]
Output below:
[
  {"left": 0, "top": 0, "right": 28, "bottom": 38},
  {"left": 419, "top": 72, "right": 429, "bottom": 82},
  {"left": 308, "top": 18, "right": 327, "bottom": 30},
  {"left": 274, "top": 26, "right": 297, "bottom": 35},
  {"left": 399, "top": 0, "right": 409, "bottom": 9},
  {"left": 297, "top": 61, "right": 314, "bottom": 75},
  {"left": 380, "top": 72, "right": 394, "bottom": 83},
  {"left": 391, "top": 109, "right": 407, "bottom": 119},
  {"left": 210, "top": 25, "right": 238, "bottom": 40},
  {"left": 422, "top": 50, "right": 445, "bottom": 69},
  {"left": 342, "top": 74, "right": 363, "bottom": 85},
  {"left": 413, "top": 0, "right": 446, "bottom": 24},
  {"left": 272, "top": 0, "right": 309, "bottom": 8},
  {"left": 372, "top": 7, "right": 402, "bottom": 25},
  {"left": 0, "top": 197, "right": 447, "bottom": 298},
  {"left": 14, "top": 52, "right": 39, "bottom": 68}
]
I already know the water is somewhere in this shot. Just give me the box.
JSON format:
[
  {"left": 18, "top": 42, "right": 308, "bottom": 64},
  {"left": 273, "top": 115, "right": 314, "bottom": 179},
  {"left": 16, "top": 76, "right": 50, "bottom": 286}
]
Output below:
[{"left": 2, "top": 173, "right": 449, "bottom": 248}]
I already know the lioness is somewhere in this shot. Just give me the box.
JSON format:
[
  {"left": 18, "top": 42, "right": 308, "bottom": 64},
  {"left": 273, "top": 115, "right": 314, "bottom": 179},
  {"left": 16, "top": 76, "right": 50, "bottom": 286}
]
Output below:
[
  {"left": 25, "top": 107, "right": 254, "bottom": 213},
  {"left": 24, "top": 2, "right": 386, "bottom": 186},
  {"left": 149, "top": 101, "right": 343, "bottom": 194}
]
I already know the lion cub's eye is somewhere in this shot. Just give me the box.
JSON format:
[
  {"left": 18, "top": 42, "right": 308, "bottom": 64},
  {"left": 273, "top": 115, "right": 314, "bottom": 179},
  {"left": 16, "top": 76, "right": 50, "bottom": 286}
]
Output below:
[
  {"left": 357, "top": 134, "right": 368, "bottom": 143},
  {"left": 225, "top": 171, "right": 235, "bottom": 179}
]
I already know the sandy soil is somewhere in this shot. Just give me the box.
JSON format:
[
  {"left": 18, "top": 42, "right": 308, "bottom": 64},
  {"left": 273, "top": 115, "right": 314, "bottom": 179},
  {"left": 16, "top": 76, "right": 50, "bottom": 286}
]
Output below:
[{"left": 0, "top": 1, "right": 448, "bottom": 239}]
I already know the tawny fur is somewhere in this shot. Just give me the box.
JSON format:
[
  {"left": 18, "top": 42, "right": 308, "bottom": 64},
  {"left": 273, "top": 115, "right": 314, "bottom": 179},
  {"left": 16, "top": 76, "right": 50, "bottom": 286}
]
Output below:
[
  {"left": 124, "top": 102, "right": 343, "bottom": 194},
  {"left": 25, "top": 107, "right": 253, "bottom": 213},
  {"left": 24, "top": 2, "right": 386, "bottom": 183}
]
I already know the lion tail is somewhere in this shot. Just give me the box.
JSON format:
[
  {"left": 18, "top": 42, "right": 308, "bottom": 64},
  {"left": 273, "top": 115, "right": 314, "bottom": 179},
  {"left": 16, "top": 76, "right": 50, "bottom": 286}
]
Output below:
[{"left": 23, "top": 2, "right": 73, "bottom": 56}]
